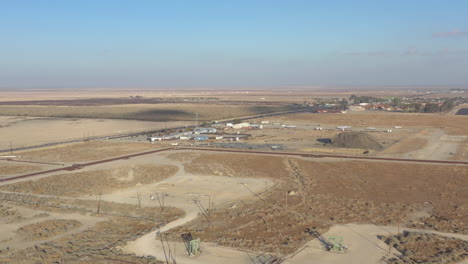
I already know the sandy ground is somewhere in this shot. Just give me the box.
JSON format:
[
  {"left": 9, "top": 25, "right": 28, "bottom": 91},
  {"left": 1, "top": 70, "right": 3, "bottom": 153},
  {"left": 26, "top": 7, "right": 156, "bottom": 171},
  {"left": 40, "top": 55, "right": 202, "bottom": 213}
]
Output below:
[
  {"left": 283, "top": 224, "right": 468, "bottom": 264},
  {"left": 0, "top": 116, "right": 188, "bottom": 150},
  {"left": 380, "top": 128, "right": 467, "bottom": 160}
]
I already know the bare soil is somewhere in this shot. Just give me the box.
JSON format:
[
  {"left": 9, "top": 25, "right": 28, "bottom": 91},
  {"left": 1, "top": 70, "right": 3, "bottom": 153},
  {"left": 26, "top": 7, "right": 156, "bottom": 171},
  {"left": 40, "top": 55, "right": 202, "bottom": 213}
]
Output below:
[
  {"left": 0, "top": 164, "right": 178, "bottom": 197},
  {"left": 380, "top": 135, "right": 427, "bottom": 155}
]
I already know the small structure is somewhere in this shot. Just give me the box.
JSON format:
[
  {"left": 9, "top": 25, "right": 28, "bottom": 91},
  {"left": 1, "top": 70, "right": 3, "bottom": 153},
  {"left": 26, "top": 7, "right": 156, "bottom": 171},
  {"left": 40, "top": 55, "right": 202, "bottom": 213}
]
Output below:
[
  {"left": 232, "top": 122, "right": 250, "bottom": 129},
  {"left": 194, "top": 127, "right": 217, "bottom": 134},
  {"left": 194, "top": 136, "right": 208, "bottom": 141},
  {"left": 336, "top": 126, "right": 352, "bottom": 131},
  {"left": 189, "top": 238, "right": 201, "bottom": 255},
  {"left": 181, "top": 233, "right": 201, "bottom": 256},
  {"left": 327, "top": 236, "right": 348, "bottom": 253}
]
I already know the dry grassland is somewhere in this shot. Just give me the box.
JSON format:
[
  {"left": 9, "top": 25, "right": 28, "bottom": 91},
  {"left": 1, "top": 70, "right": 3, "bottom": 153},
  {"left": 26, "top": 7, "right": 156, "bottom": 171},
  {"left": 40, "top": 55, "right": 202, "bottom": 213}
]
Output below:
[
  {"left": 16, "top": 219, "right": 82, "bottom": 240},
  {"left": 0, "top": 116, "right": 189, "bottom": 150},
  {"left": 0, "top": 103, "right": 289, "bottom": 121},
  {"left": 0, "top": 163, "right": 41, "bottom": 176},
  {"left": 0, "top": 164, "right": 178, "bottom": 197},
  {"left": 0, "top": 89, "right": 420, "bottom": 103},
  {"left": 163, "top": 152, "right": 202, "bottom": 163},
  {"left": 16, "top": 141, "right": 158, "bottom": 163},
  {"left": 169, "top": 153, "right": 468, "bottom": 254},
  {"left": 269, "top": 112, "right": 468, "bottom": 135},
  {"left": 381, "top": 232, "right": 468, "bottom": 264},
  {"left": 0, "top": 192, "right": 184, "bottom": 263}
]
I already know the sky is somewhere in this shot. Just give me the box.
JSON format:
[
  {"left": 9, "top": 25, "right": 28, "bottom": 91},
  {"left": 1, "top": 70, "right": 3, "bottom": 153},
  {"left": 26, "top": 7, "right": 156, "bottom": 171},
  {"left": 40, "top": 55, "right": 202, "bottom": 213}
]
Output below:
[{"left": 1, "top": 0, "right": 468, "bottom": 89}]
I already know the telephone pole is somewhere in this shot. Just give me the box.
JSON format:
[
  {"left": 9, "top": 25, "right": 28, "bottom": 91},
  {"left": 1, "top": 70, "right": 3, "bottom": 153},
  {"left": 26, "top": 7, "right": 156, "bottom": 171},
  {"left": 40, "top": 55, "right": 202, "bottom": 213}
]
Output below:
[{"left": 96, "top": 192, "right": 102, "bottom": 216}]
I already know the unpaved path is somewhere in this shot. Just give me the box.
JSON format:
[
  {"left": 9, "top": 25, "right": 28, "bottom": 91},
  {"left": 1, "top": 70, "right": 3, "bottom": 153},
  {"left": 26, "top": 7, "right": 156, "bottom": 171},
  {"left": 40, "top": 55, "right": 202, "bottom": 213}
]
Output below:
[{"left": 0, "top": 205, "right": 105, "bottom": 251}]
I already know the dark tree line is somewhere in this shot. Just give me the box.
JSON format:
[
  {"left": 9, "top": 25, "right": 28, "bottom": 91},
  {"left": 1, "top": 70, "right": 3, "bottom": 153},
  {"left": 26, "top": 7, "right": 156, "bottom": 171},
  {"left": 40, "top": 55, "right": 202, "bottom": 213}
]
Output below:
[{"left": 349, "top": 94, "right": 386, "bottom": 104}]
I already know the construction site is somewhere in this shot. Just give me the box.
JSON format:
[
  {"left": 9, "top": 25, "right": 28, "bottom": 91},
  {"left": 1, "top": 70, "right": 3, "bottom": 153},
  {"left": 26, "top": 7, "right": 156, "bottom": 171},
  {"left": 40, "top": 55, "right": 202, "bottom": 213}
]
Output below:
[{"left": 1, "top": 91, "right": 468, "bottom": 264}]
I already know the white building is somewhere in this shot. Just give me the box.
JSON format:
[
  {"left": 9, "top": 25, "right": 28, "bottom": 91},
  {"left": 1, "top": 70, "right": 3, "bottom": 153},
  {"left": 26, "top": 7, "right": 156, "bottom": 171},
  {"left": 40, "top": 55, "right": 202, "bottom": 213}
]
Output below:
[{"left": 232, "top": 123, "right": 250, "bottom": 129}]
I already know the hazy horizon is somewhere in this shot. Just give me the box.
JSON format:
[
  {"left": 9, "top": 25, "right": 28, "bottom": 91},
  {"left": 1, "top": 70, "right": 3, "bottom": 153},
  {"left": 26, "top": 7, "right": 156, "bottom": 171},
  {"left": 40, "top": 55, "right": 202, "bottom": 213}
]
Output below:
[{"left": 1, "top": 0, "right": 468, "bottom": 89}]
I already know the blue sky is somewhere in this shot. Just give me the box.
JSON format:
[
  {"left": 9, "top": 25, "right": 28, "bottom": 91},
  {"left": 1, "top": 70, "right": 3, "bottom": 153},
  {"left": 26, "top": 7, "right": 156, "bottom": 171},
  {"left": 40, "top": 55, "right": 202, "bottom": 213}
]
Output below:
[{"left": 1, "top": 0, "right": 467, "bottom": 89}]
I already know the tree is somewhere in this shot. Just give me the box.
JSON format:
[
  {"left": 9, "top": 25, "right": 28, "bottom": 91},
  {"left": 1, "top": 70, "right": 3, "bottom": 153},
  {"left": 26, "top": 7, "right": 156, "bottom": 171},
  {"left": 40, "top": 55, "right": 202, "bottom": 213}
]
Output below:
[
  {"left": 440, "top": 99, "right": 455, "bottom": 112},
  {"left": 424, "top": 103, "right": 440, "bottom": 113},
  {"left": 391, "top": 97, "right": 401, "bottom": 107},
  {"left": 338, "top": 99, "right": 348, "bottom": 110},
  {"left": 414, "top": 103, "right": 423, "bottom": 113}
]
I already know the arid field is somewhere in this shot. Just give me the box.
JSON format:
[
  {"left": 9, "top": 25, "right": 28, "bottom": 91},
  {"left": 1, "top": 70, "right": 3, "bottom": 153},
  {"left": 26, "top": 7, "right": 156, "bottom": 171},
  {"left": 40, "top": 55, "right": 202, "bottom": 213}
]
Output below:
[{"left": 1, "top": 89, "right": 467, "bottom": 264}]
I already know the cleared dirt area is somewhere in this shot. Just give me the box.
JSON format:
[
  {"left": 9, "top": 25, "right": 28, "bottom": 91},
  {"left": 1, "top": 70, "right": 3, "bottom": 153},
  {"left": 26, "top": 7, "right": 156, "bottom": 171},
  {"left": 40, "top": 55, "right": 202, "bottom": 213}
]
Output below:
[
  {"left": 0, "top": 164, "right": 178, "bottom": 197},
  {"left": 266, "top": 112, "right": 468, "bottom": 135},
  {"left": 380, "top": 134, "right": 428, "bottom": 155},
  {"left": 0, "top": 116, "right": 189, "bottom": 150},
  {"left": 167, "top": 152, "right": 468, "bottom": 255}
]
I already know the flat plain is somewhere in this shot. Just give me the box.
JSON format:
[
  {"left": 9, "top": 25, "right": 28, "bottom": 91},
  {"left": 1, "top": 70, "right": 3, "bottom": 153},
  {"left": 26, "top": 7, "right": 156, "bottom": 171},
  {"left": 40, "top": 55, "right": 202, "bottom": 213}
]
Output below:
[{"left": 0, "top": 89, "right": 467, "bottom": 264}]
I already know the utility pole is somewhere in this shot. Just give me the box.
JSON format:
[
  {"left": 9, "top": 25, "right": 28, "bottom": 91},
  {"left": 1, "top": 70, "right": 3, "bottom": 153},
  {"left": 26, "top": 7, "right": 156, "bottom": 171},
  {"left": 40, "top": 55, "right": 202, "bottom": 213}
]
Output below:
[
  {"left": 96, "top": 192, "right": 102, "bottom": 216},
  {"left": 156, "top": 193, "right": 164, "bottom": 211},
  {"left": 208, "top": 195, "right": 211, "bottom": 213},
  {"left": 137, "top": 192, "right": 142, "bottom": 208},
  {"left": 10, "top": 141, "right": 13, "bottom": 154},
  {"left": 158, "top": 229, "right": 169, "bottom": 264}
]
